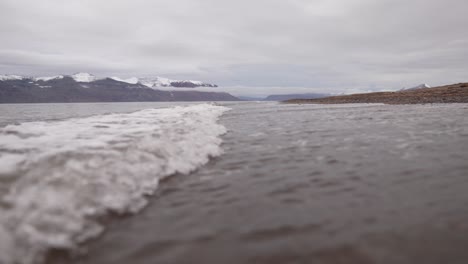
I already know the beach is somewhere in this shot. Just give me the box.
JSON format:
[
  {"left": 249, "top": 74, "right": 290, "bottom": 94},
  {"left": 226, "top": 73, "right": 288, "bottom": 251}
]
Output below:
[
  {"left": 285, "top": 83, "right": 468, "bottom": 105},
  {"left": 3, "top": 0, "right": 468, "bottom": 263}
]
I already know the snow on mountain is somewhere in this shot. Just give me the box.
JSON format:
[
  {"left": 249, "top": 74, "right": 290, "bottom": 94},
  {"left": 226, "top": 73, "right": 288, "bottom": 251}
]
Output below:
[
  {"left": 71, "top": 72, "right": 97, "bottom": 83},
  {"left": 411, "top": 83, "right": 431, "bottom": 89},
  {"left": 154, "top": 77, "right": 172, "bottom": 86},
  {"left": 0, "top": 75, "right": 25, "bottom": 81},
  {"left": 109, "top": 76, "right": 139, "bottom": 84},
  {"left": 139, "top": 79, "right": 156, "bottom": 88},
  {"left": 138, "top": 77, "right": 173, "bottom": 88},
  {"left": 401, "top": 83, "right": 431, "bottom": 91},
  {"left": 1, "top": 73, "right": 216, "bottom": 88},
  {"left": 100, "top": 76, "right": 210, "bottom": 88},
  {"left": 188, "top": 80, "right": 202, "bottom": 85},
  {"left": 108, "top": 77, "right": 165, "bottom": 88},
  {"left": 34, "top": 75, "right": 64, "bottom": 82}
]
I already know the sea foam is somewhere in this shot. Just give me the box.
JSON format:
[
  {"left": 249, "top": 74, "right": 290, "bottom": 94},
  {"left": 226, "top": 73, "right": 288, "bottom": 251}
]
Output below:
[{"left": 0, "top": 103, "right": 229, "bottom": 264}]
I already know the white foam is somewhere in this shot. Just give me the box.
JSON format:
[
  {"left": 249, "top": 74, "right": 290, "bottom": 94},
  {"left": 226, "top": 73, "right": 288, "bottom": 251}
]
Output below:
[{"left": 0, "top": 104, "right": 230, "bottom": 264}]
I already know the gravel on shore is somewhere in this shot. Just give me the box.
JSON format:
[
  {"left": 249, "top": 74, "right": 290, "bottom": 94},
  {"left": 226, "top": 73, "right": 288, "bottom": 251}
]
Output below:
[{"left": 284, "top": 83, "right": 468, "bottom": 104}]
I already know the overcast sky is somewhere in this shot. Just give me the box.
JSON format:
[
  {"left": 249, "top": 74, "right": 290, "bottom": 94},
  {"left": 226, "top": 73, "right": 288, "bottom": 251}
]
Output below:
[{"left": 1, "top": 0, "right": 467, "bottom": 96}]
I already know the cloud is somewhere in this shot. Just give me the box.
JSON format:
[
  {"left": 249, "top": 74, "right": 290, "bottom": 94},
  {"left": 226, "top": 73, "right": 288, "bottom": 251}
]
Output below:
[{"left": 1, "top": 0, "right": 467, "bottom": 95}]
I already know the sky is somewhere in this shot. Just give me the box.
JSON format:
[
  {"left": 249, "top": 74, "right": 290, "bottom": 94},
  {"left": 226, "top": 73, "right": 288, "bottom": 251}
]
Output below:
[{"left": 0, "top": 0, "right": 467, "bottom": 97}]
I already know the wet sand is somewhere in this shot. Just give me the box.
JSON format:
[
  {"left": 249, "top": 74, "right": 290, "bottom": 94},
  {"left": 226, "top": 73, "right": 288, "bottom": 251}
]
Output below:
[{"left": 54, "top": 102, "right": 468, "bottom": 264}]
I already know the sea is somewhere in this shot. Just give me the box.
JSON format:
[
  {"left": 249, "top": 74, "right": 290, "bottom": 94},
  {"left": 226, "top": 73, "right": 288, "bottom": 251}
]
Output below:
[{"left": 0, "top": 102, "right": 468, "bottom": 264}]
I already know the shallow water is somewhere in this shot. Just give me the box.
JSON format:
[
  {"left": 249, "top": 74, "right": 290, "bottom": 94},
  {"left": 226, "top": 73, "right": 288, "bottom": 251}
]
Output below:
[
  {"left": 1, "top": 102, "right": 468, "bottom": 264},
  {"left": 0, "top": 102, "right": 196, "bottom": 127},
  {"left": 0, "top": 102, "right": 228, "bottom": 264}
]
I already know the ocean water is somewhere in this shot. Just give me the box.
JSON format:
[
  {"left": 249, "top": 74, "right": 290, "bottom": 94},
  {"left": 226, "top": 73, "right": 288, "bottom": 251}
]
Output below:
[
  {"left": 1, "top": 102, "right": 468, "bottom": 264},
  {"left": 0, "top": 102, "right": 228, "bottom": 264}
]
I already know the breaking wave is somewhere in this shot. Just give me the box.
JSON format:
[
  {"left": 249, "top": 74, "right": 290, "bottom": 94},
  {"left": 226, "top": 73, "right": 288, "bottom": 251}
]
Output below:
[{"left": 0, "top": 104, "right": 229, "bottom": 264}]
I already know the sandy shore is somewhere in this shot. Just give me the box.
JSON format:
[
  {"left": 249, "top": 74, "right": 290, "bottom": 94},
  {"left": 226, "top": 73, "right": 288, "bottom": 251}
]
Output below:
[{"left": 284, "top": 83, "right": 468, "bottom": 104}]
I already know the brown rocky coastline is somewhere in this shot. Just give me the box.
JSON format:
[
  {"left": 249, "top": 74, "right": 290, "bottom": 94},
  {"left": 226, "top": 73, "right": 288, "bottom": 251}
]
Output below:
[{"left": 284, "top": 82, "right": 468, "bottom": 104}]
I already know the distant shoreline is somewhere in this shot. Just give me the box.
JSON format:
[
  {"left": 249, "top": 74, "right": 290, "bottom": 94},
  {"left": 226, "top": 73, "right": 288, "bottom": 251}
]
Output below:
[{"left": 284, "top": 83, "right": 468, "bottom": 105}]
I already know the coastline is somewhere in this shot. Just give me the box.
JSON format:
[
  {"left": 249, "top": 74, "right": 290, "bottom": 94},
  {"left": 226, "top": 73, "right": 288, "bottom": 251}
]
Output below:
[{"left": 284, "top": 83, "right": 468, "bottom": 104}]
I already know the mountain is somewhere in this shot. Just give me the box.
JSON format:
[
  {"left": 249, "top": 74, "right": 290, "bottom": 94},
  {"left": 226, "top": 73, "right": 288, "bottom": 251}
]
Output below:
[
  {"left": 400, "top": 83, "right": 431, "bottom": 92},
  {"left": 264, "top": 93, "right": 331, "bottom": 101},
  {"left": 71, "top": 72, "right": 97, "bottom": 82},
  {"left": 0, "top": 73, "right": 238, "bottom": 103},
  {"left": 0, "top": 73, "right": 218, "bottom": 88},
  {"left": 106, "top": 75, "right": 218, "bottom": 88},
  {"left": 237, "top": 96, "right": 265, "bottom": 101}
]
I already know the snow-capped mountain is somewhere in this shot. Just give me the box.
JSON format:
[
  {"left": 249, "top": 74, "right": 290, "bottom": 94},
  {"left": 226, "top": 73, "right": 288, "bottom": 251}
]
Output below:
[
  {"left": 71, "top": 72, "right": 98, "bottom": 82},
  {"left": 116, "top": 76, "right": 217, "bottom": 88},
  {"left": 34, "top": 75, "right": 64, "bottom": 82},
  {"left": 400, "top": 83, "right": 431, "bottom": 91},
  {"left": 72, "top": 73, "right": 217, "bottom": 88},
  {"left": 109, "top": 76, "right": 139, "bottom": 84},
  {"left": 109, "top": 76, "right": 170, "bottom": 87},
  {"left": 417, "top": 83, "right": 431, "bottom": 89},
  {"left": 0, "top": 74, "right": 24, "bottom": 81},
  {"left": 139, "top": 77, "right": 173, "bottom": 87},
  {"left": 0, "top": 72, "right": 235, "bottom": 103},
  {"left": 0, "top": 73, "right": 218, "bottom": 88}
]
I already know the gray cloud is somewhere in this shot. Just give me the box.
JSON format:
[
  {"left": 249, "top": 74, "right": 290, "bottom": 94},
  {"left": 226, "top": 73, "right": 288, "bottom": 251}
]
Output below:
[{"left": 1, "top": 0, "right": 467, "bottom": 96}]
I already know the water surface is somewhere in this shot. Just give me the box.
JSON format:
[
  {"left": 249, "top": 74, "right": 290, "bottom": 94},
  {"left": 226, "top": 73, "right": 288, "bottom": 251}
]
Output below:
[
  {"left": 1, "top": 102, "right": 468, "bottom": 264},
  {"left": 77, "top": 102, "right": 468, "bottom": 264}
]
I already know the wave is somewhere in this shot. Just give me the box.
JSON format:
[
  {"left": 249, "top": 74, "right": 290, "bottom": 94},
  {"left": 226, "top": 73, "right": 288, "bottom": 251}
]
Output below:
[{"left": 0, "top": 103, "right": 230, "bottom": 264}]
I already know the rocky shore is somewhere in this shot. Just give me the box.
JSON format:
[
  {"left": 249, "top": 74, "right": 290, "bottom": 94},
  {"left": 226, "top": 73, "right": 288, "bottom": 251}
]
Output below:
[{"left": 284, "top": 82, "right": 468, "bottom": 104}]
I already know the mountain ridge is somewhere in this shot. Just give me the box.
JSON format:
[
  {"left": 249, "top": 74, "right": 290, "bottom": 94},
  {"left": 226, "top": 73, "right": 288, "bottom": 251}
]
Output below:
[
  {"left": 0, "top": 74, "right": 238, "bottom": 103},
  {"left": 400, "top": 83, "right": 431, "bottom": 92},
  {"left": 0, "top": 73, "right": 218, "bottom": 88}
]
